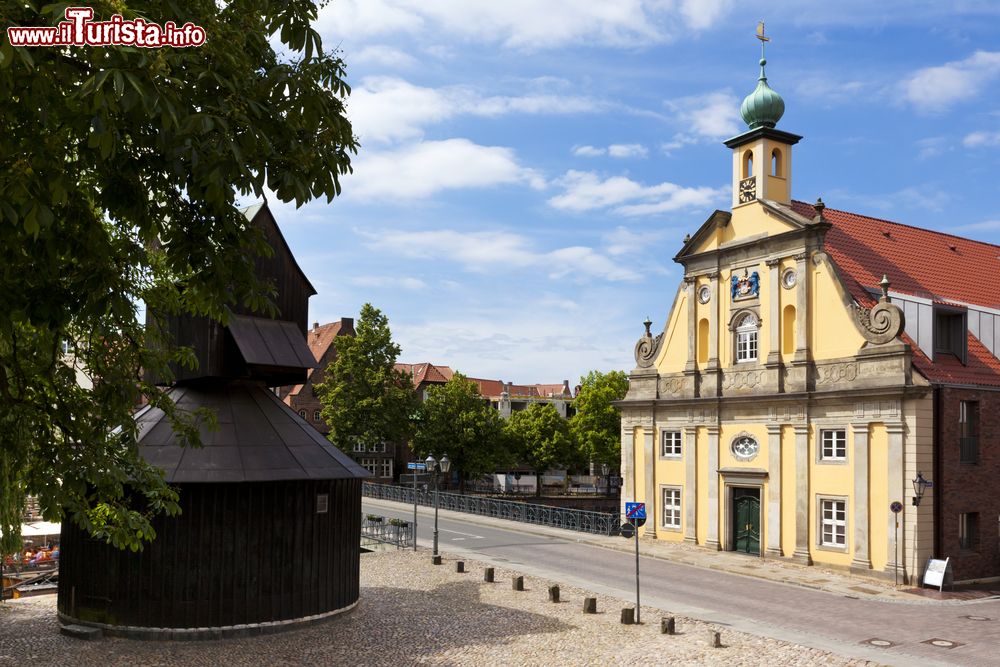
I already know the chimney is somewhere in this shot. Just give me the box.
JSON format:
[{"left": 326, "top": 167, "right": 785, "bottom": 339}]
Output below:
[
  {"left": 341, "top": 317, "right": 355, "bottom": 335},
  {"left": 562, "top": 380, "right": 571, "bottom": 396},
  {"left": 312, "top": 321, "right": 319, "bottom": 331}
]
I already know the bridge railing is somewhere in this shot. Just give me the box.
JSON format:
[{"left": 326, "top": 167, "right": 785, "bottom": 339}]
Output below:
[
  {"left": 363, "top": 482, "right": 619, "bottom": 536},
  {"left": 361, "top": 513, "right": 414, "bottom": 549}
]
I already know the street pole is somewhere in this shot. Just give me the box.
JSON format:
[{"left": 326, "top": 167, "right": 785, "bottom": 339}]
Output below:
[
  {"left": 634, "top": 524, "right": 641, "bottom": 624},
  {"left": 413, "top": 467, "right": 418, "bottom": 552},
  {"left": 433, "top": 467, "right": 440, "bottom": 558},
  {"left": 894, "top": 514, "right": 899, "bottom": 588}
]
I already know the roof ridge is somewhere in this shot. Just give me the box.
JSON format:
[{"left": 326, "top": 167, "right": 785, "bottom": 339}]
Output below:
[{"left": 793, "top": 199, "right": 1000, "bottom": 250}]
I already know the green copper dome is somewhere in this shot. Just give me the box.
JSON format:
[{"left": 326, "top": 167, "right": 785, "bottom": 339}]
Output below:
[{"left": 740, "top": 58, "right": 785, "bottom": 129}]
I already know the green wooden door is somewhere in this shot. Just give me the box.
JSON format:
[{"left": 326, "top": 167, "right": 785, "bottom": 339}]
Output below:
[{"left": 733, "top": 489, "right": 761, "bottom": 555}]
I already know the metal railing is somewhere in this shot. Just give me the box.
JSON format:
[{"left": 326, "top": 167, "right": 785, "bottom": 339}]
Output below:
[
  {"left": 363, "top": 482, "right": 619, "bottom": 536},
  {"left": 361, "top": 513, "right": 413, "bottom": 549},
  {"left": 960, "top": 436, "right": 979, "bottom": 464}
]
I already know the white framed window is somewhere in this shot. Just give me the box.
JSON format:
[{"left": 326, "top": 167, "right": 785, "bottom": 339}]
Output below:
[
  {"left": 298, "top": 409, "right": 307, "bottom": 420},
  {"left": 352, "top": 438, "right": 365, "bottom": 453},
  {"left": 820, "top": 429, "right": 847, "bottom": 461},
  {"left": 360, "top": 458, "right": 393, "bottom": 478},
  {"left": 660, "top": 430, "right": 682, "bottom": 458},
  {"left": 661, "top": 487, "right": 681, "bottom": 530},
  {"left": 820, "top": 498, "right": 847, "bottom": 549},
  {"left": 313, "top": 410, "right": 321, "bottom": 422},
  {"left": 735, "top": 313, "right": 758, "bottom": 363}
]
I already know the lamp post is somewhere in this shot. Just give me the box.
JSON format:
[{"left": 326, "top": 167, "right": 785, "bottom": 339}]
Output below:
[
  {"left": 425, "top": 454, "right": 451, "bottom": 558},
  {"left": 912, "top": 471, "right": 932, "bottom": 506},
  {"left": 601, "top": 462, "right": 610, "bottom": 499}
]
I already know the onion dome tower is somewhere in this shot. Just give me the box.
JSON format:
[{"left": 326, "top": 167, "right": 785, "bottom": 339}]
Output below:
[
  {"left": 724, "top": 22, "right": 801, "bottom": 209},
  {"left": 58, "top": 203, "right": 370, "bottom": 639}
]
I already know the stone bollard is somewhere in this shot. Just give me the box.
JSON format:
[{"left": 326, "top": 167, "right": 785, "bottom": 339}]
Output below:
[
  {"left": 661, "top": 617, "right": 676, "bottom": 635},
  {"left": 548, "top": 585, "right": 560, "bottom": 603},
  {"left": 432, "top": 555, "right": 442, "bottom": 565},
  {"left": 707, "top": 630, "right": 721, "bottom": 648},
  {"left": 583, "top": 597, "right": 597, "bottom": 614},
  {"left": 484, "top": 567, "right": 495, "bottom": 583},
  {"left": 621, "top": 608, "right": 635, "bottom": 625},
  {"left": 512, "top": 576, "right": 524, "bottom": 591},
  {"left": 456, "top": 561, "right": 465, "bottom": 573}
]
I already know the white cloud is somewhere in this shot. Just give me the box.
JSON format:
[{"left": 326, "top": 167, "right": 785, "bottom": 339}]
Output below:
[
  {"left": 608, "top": 143, "right": 649, "bottom": 158},
  {"left": 664, "top": 90, "right": 741, "bottom": 140},
  {"left": 963, "top": 130, "right": 1000, "bottom": 148},
  {"left": 574, "top": 143, "right": 648, "bottom": 158},
  {"left": 351, "top": 276, "right": 428, "bottom": 290},
  {"left": 902, "top": 50, "right": 1000, "bottom": 112},
  {"left": 547, "top": 170, "right": 725, "bottom": 216},
  {"left": 349, "top": 76, "right": 603, "bottom": 145},
  {"left": 318, "top": 1, "right": 726, "bottom": 51},
  {"left": 951, "top": 219, "right": 1000, "bottom": 234},
  {"left": 679, "top": 0, "right": 733, "bottom": 30},
  {"left": 603, "top": 226, "right": 667, "bottom": 256},
  {"left": 357, "top": 228, "right": 641, "bottom": 282},
  {"left": 352, "top": 45, "right": 418, "bottom": 69},
  {"left": 574, "top": 145, "right": 606, "bottom": 157},
  {"left": 348, "top": 139, "right": 544, "bottom": 199},
  {"left": 915, "top": 136, "right": 949, "bottom": 159}
]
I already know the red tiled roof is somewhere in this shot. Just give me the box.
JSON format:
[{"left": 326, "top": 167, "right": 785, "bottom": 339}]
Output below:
[
  {"left": 396, "top": 363, "right": 454, "bottom": 389},
  {"left": 790, "top": 200, "right": 1000, "bottom": 308},
  {"left": 787, "top": 200, "right": 1000, "bottom": 387},
  {"left": 284, "top": 320, "right": 351, "bottom": 397}
]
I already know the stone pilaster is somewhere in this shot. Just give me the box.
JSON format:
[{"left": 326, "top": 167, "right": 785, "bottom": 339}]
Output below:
[
  {"left": 684, "top": 276, "right": 697, "bottom": 372},
  {"left": 705, "top": 425, "right": 721, "bottom": 550},
  {"left": 794, "top": 253, "right": 809, "bottom": 362},
  {"left": 766, "top": 424, "right": 783, "bottom": 557},
  {"left": 621, "top": 424, "right": 635, "bottom": 517},
  {"left": 851, "top": 423, "right": 872, "bottom": 572},
  {"left": 766, "top": 259, "right": 782, "bottom": 366},
  {"left": 684, "top": 426, "right": 698, "bottom": 544},
  {"left": 885, "top": 422, "right": 905, "bottom": 579},
  {"left": 792, "top": 424, "right": 812, "bottom": 564},
  {"left": 643, "top": 426, "right": 656, "bottom": 538}
]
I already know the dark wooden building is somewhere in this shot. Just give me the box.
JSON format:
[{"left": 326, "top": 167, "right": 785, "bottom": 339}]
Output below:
[{"left": 58, "top": 203, "right": 369, "bottom": 638}]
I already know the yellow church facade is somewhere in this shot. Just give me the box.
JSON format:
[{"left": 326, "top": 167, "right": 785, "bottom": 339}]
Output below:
[{"left": 618, "top": 52, "right": 936, "bottom": 581}]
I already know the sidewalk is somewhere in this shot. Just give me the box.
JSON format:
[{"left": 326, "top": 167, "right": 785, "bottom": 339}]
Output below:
[{"left": 363, "top": 496, "right": 999, "bottom": 605}]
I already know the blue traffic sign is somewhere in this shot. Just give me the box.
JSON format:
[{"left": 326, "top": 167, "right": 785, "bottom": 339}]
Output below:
[
  {"left": 407, "top": 462, "right": 427, "bottom": 470},
  {"left": 625, "top": 502, "right": 646, "bottom": 520}
]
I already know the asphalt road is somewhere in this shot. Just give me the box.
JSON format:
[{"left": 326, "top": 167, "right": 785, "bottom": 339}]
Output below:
[{"left": 364, "top": 498, "right": 1000, "bottom": 667}]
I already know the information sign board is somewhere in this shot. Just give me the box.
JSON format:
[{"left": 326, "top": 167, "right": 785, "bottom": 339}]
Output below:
[
  {"left": 923, "top": 557, "right": 952, "bottom": 591},
  {"left": 625, "top": 502, "right": 646, "bottom": 520}
]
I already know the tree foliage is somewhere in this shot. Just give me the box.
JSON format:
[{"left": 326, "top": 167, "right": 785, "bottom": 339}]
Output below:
[
  {"left": 569, "top": 370, "right": 629, "bottom": 468},
  {"left": 316, "top": 304, "right": 418, "bottom": 453},
  {"left": 412, "top": 373, "right": 508, "bottom": 494},
  {"left": 0, "top": 1, "right": 357, "bottom": 553},
  {"left": 506, "top": 403, "right": 576, "bottom": 496}
]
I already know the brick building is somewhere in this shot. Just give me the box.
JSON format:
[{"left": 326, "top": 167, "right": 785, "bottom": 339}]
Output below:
[{"left": 281, "top": 317, "right": 355, "bottom": 433}]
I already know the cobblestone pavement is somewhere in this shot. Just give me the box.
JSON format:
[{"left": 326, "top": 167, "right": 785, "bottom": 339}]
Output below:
[{"left": 0, "top": 550, "right": 876, "bottom": 666}]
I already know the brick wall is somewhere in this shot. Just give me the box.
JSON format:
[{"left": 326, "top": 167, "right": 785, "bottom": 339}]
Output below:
[{"left": 937, "top": 386, "right": 1000, "bottom": 581}]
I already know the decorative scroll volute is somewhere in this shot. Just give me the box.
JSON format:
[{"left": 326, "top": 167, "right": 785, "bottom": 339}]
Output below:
[
  {"left": 854, "top": 274, "right": 905, "bottom": 345},
  {"left": 634, "top": 317, "right": 663, "bottom": 368}
]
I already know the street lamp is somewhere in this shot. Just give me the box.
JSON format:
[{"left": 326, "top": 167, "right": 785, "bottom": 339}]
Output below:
[
  {"left": 425, "top": 454, "right": 451, "bottom": 558},
  {"left": 912, "top": 472, "right": 932, "bottom": 506},
  {"left": 601, "top": 462, "right": 610, "bottom": 498}
]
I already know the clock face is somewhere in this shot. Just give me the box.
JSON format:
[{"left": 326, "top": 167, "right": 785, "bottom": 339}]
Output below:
[
  {"left": 698, "top": 285, "right": 711, "bottom": 304},
  {"left": 782, "top": 269, "right": 797, "bottom": 289},
  {"left": 732, "top": 435, "right": 759, "bottom": 461},
  {"left": 739, "top": 176, "right": 757, "bottom": 204}
]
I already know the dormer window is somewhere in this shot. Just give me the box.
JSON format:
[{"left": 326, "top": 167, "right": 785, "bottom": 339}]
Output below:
[
  {"left": 933, "top": 306, "right": 967, "bottom": 364},
  {"left": 735, "top": 312, "right": 759, "bottom": 363}
]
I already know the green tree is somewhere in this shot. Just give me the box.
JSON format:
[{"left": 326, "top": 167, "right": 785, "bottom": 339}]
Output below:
[
  {"left": 317, "top": 304, "right": 418, "bottom": 454},
  {"left": 506, "top": 403, "right": 575, "bottom": 497},
  {"left": 0, "top": 1, "right": 357, "bottom": 553},
  {"left": 412, "top": 373, "right": 508, "bottom": 495},
  {"left": 569, "top": 370, "right": 629, "bottom": 471}
]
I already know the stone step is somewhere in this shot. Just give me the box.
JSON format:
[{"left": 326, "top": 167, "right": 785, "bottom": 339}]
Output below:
[{"left": 59, "top": 624, "right": 103, "bottom": 640}]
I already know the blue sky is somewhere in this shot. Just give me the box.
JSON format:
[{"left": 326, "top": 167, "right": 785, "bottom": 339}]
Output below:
[{"left": 263, "top": 1, "right": 1000, "bottom": 385}]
